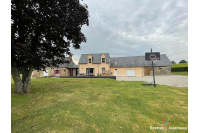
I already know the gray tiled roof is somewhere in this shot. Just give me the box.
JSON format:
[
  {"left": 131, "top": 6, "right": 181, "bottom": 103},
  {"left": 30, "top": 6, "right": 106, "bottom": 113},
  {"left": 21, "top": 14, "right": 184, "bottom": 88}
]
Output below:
[
  {"left": 110, "top": 54, "right": 172, "bottom": 67},
  {"left": 69, "top": 64, "right": 79, "bottom": 69},
  {"left": 79, "top": 53, "right": 110, "bottom": 64},
  {"left": 58, "top": 57, "right": 78, "bottom": 68}
]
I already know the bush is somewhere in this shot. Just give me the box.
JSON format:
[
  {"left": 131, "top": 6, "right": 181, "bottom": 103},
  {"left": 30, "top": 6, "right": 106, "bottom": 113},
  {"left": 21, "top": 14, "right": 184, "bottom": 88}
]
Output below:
[
  {"left": 171, "top": 63, "right": 188, "bottom": 72},
  {"left": 171, "top": 67, "right": 188, "bottom": 72},
  {"left": 97, "top": 73, "right": 102, "bottom": 76}
]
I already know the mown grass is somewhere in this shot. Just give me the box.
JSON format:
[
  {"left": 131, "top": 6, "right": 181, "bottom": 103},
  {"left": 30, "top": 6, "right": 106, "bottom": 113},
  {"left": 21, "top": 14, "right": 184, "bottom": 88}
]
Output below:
[
  {"left": 11, "top": 78, "right": 188, "bottom": 133},
  {"left": 171, "top": 72, "right": 188, "bottom": 76}
]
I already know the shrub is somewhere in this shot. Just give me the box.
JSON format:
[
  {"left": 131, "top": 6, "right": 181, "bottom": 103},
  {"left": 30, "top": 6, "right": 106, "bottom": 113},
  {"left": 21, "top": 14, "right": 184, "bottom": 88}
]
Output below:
[
  {"left": 171, "top": 67, "right": 188, "bottom": 72},
  {"left": 171, "top": 63, "right": 188, "bottom": 72}
]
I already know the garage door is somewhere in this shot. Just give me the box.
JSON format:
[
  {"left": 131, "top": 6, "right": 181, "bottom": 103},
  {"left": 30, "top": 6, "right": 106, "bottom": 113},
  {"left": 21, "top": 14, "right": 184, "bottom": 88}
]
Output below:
[{"left": 126, "top": 70, "right": 135, "bottom": 76}]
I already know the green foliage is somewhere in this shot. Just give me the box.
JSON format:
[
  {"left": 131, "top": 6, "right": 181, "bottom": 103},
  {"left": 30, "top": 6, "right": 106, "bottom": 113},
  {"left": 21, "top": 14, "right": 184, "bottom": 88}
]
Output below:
[
  {"left": 11, "top": 0, "right": 89, "bottom": 93},
  {"left": 97, "top": 73, "right": 102, "bottom": 76},
  {"left": 171, "top": 67, "right": 188, "bottom": 72},
  {"left": 11, "top": 0, "right": 89, "bottom": 71},
  {"left": 171, "top": 72, "right": 188, "bottom": 76},
  {"left": 171, "top": 63, "right": 188, "bottom": 72},
  {"left": 179, "top": 60, "right": 187, "bottom": 64},
  {"left": 12, "top": 78, "right": 188, "bottom": 132},
  {"left": 171, "top": 61, "right": 176, "bottom": 64}
]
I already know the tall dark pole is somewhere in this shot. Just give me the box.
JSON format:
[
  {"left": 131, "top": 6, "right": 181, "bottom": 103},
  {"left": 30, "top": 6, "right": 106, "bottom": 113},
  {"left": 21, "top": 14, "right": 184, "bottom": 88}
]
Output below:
[{"left": 151, "top": 48, "right": 156, "bottom": 87}]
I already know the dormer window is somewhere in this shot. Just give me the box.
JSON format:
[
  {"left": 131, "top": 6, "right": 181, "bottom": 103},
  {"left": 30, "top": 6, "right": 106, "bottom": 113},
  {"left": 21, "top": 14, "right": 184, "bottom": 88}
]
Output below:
[
  {"left": 83, "top": 59, "right": 85, "bottom": 61},
  {"left": 115, "top": 62, "right": 117, "bottom": 65},
  {"left": 102, "top": 58, "right": 105, "bottom": 63},
  {"left": 89, "top": 58, "right": 91, "bottom": 63}
]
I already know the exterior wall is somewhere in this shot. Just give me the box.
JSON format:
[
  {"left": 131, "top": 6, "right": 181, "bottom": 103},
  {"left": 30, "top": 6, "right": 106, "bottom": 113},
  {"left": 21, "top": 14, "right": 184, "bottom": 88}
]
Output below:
[
  {"left": 145, "top": 66, "right": 171, "bottom": 76},
  {"left": 110, "top": 67, "right": 144, "bottom": 77},
  {"left": 79, "top": 63, "right": 110, "bottom": 76},
  {"left": 31, "top": 70, "right": 44, "bottom": 78},
  {"left": 59, "top": 68, "right": 70, "bottom": 76},
  {"left": 31, "top": 67, "right": 70, "bottom": 78}
]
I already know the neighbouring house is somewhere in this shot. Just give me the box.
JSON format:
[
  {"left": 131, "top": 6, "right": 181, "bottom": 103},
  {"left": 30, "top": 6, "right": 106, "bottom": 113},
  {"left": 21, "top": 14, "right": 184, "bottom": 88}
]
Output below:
[
  {"left": 31, "top": 55, "right": 78, "bottom": 78},
  {"left": 78, "top": 53, "right": 172, "bottom": 77}
]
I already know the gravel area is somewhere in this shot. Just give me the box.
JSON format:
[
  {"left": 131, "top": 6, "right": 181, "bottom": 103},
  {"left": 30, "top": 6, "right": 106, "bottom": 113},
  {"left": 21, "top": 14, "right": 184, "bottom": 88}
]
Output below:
[{"left": 116, "top": 75, "right": 188, "bottom": 87}]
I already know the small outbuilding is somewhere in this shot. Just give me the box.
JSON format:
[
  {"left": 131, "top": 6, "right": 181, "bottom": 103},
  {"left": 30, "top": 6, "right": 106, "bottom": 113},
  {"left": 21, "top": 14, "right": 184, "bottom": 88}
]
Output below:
[
  {"left": 31, "top": 55, "right": 78, "bottom": 78},
  {"left": 110, "top": 54, "right": 172, "bottom": 76}
]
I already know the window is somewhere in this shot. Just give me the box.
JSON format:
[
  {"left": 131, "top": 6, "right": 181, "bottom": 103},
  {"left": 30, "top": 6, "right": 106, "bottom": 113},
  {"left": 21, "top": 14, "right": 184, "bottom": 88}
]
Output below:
[
  {"left": 55, "top": 70, "right": 59, "bottom": 74},
  {"left": 89, "top": 58, "right": 91, "bottom": 63},
  {"left": 115, "top": 62, "right": 117, "bottom": 65},
  {"left": 102, "top": 58, "right": 105, "bottom": 63},
  {"left": 102, "top": 68, "right": 105, "bottom": 71}
]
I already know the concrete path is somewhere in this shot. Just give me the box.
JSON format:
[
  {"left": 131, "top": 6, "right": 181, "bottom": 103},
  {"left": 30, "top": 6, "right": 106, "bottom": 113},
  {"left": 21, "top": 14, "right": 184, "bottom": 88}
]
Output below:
[{"left": 116, "top": 75, "right": 188, "bottom": 87}]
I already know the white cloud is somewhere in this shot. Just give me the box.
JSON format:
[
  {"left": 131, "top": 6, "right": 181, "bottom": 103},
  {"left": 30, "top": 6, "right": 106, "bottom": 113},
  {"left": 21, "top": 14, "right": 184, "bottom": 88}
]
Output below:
[{"left": 71, "top": 0, "right": 188, "bottom": 63}]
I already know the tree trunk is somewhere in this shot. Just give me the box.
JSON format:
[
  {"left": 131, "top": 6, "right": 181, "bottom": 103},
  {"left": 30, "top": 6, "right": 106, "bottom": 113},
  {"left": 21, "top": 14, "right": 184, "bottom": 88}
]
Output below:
[
  {"left": 22, "top": 66, "right": 33, "bottom": 93},
  {"left": 11, "top": 66, "right": 23, "bottom": 94},
  {"left": 11, "top": 65, "right": 33, "bottom": 94}
]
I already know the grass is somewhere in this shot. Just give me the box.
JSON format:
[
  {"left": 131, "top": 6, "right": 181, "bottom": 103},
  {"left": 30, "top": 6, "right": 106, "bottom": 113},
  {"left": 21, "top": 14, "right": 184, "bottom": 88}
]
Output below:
[
  {"left": 171, "top": 63, "right": 188, "bottom": 68},
  {"left": 171, "top": 72, "right": 188, "bottom": 76},
  {"left": 11, "top": 78, "right": 188, "bottom": 133}
]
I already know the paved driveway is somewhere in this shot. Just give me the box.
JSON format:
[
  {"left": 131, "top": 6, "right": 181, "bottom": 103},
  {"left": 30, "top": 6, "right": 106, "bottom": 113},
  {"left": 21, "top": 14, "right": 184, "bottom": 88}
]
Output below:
[{"left": 116, "top": 75, "right": 188, "bottom": 87}]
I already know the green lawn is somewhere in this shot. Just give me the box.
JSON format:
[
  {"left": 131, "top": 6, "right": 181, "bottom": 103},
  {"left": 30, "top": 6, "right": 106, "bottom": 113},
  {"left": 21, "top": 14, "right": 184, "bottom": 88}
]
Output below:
[
  {"left": 171, "top": 63, "right": 188, "bottom": 76},
  {"left": 171, "top": 63, "right": 188, "bottom": 68},
  {"left": 11, "top": 78, "right": 188, "bottom": 133},
  {"left": 171, "top": 72, "right": 188, "bottom": 76}
]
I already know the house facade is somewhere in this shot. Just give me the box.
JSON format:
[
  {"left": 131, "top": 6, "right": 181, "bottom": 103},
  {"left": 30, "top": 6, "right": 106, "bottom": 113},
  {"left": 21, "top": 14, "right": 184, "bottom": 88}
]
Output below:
[
  {"left": 31, "top": 55, "right": 78, "bottom": 78},
  {"left": 79, "top": 53, "right": 111, "bottom": 76},
  {"left": 79, "top": 53, "right": 172, "bottom": 77}
]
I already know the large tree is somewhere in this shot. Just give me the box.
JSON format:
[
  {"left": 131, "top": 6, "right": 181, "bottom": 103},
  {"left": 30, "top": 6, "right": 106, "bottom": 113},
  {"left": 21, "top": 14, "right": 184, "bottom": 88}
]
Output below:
[
  {"left": 171, "top": 61, "right": 176, "bottom": 64},
  {"left": 179, "top": 60, "right": 187, "bottom": 64},
  {"left": 11, "top": 0, "right": 89, "bottom": 94}
]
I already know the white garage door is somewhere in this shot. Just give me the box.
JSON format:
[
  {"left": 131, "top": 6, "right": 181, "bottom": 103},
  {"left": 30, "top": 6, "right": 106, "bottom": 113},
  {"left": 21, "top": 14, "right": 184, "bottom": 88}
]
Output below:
[{"left": 126, "top": 70, "right": 135, "bottom": 76}]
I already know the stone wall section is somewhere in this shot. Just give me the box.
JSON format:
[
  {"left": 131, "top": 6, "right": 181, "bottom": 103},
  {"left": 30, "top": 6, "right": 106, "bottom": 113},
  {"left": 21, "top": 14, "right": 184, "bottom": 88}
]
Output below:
[
  {"left": 145, "top": 66, "right": 171, "bottom": 76},
  {"left": 31, "top": 67, "right": 70, "bottom": 78}
]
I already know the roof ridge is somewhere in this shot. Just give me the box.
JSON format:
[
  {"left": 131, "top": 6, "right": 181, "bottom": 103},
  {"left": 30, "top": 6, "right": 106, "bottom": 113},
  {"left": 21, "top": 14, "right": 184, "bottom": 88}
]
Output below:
[
  {"left": 81, "top": 53, "right": 109, "bottom": 55},
  {"left": 111, "top": 56, "right": 144, "bottom": 58},
  {"left": 111, "top": 54, "right": 166, "bottom": 58}
]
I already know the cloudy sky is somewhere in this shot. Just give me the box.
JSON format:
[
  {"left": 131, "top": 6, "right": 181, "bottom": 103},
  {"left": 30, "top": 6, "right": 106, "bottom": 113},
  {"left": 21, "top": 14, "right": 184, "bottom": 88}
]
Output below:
[{"left": 70, "top": 0, "right": 188, "bottom": 64}]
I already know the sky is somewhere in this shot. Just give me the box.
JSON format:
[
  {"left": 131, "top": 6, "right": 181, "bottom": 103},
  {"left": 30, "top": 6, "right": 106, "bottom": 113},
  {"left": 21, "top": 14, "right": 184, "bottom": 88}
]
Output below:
[{"left": 70, "top": 0, "right": 188, "bottom": 64}]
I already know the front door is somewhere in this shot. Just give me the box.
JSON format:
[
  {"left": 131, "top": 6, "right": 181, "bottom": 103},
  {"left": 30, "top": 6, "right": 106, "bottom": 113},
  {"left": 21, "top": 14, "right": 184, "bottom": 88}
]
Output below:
[
  {"left": 145, "top": 68, "right": 151, "bottom": 76},
  {"left": 115, "top": 69, "right": 117, "bottom": 76},
  {"left": 86, "top": 68, "right": 94, "bottom": 76},
  {"left": 73, "top": 69, "right": 76, "bottom": 76}
]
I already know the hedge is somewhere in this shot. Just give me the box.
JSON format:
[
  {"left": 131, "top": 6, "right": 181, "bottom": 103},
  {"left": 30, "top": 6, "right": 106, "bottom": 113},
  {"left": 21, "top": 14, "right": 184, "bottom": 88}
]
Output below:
[{"left": 171, "top": 67, "right": 188, "bottom": 72}]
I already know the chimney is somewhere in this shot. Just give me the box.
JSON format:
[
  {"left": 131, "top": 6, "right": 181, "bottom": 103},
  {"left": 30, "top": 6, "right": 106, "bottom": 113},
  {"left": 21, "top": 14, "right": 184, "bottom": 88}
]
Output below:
[{"left": 69, "top": 54, "right": 72, "bottom": 60}]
